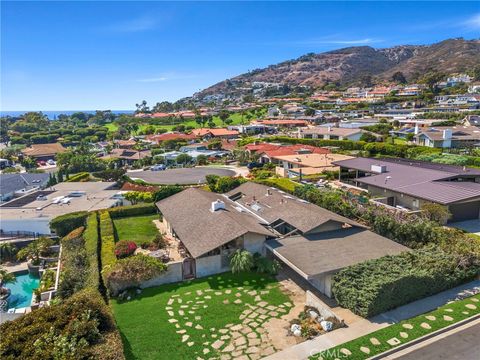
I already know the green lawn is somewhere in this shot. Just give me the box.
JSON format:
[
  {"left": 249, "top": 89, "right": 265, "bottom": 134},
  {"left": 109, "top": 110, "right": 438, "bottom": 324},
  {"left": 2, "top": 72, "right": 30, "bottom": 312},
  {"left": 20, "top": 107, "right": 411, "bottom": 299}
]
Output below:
[
  {"left": 112, "top": 272, "right": 292, "bottom": 360},
  {"left": 106, "top": 111, "right": 263, "bottom": 134},
  {"left": 113, "top": 214, "right": 159, "bottom": 246},
  {"left": 310, "top": 293, "right": 480, "bottom": 359}
]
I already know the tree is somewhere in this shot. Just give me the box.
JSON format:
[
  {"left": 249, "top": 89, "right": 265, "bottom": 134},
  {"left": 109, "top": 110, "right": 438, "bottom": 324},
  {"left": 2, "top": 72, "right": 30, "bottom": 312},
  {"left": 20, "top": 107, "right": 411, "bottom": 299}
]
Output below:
[
  {"left": 224, "top": 117, "right": 233, "bottom": 126},
  {"left": 230, "top": 249, "right": 253, "bottom": 273},
  {"left": 392, "top": 71, "right": 407, "bottom": 84},
  {"left": 218, "top": 110, "right": 230, "bottom": 125},
  {"left": 196, "top": 155, "right": 208, "bottom": 165},
  {"left": 421, "top": 203, "right": 451, "bottom": 224},
  {"left": 175, "top": 153, "right": 192, "bottom": 165},
  {"left": 360, "top": 132, "right": 377, "bottom": 143},
  {"left": 0, "top": 243, "right": 17, "bottom": 263},
  {"left": 17, "top": 237, "right": 54, "bottom": 265},
  {"left": 0, "top": 266, "right": 16, "bottom": 286},
  {"left": 304, "top": 108, "right": 315, "bottom": 117}
]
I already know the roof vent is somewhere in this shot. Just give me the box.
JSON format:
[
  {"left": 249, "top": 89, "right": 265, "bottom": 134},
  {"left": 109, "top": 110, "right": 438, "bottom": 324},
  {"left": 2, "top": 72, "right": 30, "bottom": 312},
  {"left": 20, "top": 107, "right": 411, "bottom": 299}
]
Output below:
[
  {"left": 371, "top": 164, "right": 387, "bottom": 173},
  {"left": 211, "top": 200, "right": 225, "bottom": 212}
]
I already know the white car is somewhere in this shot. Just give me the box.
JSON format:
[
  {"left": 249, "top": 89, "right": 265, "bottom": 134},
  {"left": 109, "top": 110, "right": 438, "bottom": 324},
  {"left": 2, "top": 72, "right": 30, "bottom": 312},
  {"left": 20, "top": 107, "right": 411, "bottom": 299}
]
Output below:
[{"left": 46, "top": 159, "right": 56, "bottom": 165}]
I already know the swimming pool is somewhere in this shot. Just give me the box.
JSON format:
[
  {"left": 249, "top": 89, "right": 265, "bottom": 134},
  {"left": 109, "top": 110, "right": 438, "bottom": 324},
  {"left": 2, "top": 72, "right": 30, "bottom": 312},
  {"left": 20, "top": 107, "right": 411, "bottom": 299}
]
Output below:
[{"left": 5, "top": 271, "right": 40, "bottom": 309}]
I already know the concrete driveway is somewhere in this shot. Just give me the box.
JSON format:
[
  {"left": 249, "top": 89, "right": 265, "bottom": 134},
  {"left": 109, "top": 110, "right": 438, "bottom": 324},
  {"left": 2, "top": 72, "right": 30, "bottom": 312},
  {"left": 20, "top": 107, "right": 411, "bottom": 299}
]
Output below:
[{"left": 449, "top": 220, "right": 480, "bottom": 236}]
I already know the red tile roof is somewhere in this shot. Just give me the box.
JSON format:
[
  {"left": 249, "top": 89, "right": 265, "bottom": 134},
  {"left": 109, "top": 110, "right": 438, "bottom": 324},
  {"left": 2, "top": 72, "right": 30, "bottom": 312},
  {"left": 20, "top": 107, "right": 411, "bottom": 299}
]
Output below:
[{"left": 191, "top": 128, "right": 239, "bottom": 137}]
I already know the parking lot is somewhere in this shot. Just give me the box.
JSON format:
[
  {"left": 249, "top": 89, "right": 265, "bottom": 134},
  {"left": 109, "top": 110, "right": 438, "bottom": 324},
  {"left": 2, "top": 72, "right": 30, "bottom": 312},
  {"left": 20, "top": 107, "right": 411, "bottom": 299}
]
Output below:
[{"left": 127, "top": 167, "right": 237, "bottom": 185}]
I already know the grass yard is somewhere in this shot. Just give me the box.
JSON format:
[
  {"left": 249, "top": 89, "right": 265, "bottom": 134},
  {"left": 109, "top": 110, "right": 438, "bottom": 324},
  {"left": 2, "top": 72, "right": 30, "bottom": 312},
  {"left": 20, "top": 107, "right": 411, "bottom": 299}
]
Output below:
[
  {"left": 113, "top": 214, "right": 159, "bottom": 246},
  {"left": 112, "top": 272, "right": 293, "bottom": 360},
  {"left": 310, "top": 292, "right": 480, "bottom": 359}
]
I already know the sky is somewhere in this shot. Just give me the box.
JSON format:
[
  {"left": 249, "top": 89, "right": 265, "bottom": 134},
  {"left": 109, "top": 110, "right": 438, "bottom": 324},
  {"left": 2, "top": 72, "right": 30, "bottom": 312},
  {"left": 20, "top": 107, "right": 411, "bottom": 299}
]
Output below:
[{"left": 1, "top": 1, "right": 479, "bottom": 111}]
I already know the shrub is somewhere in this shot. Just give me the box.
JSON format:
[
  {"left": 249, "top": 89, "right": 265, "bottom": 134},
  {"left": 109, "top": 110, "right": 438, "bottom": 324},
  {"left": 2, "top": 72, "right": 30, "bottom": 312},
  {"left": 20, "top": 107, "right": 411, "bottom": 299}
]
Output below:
[
  {"left": 107, "top": 203, "right": 157, "bottom": 219},
  {"left": 253, "top": 253, "right": 281, "bottom": 275},
  {"left": 99, "top": 212, "right": 116, "bottom": 280},
  {"left": 152, "top": 233, "right": 168, "bottom": 249},
  {"left": 66, "top": 172, "right": 90, "bottom": 182},
  {"left": 104, "top": 254, "right": 167, "bottom": 295},
  {"left": 230, "top": 249, "right": 254, "bottom": 273},
  {"left": 50, "top": 211, "right": 89, "bottom": 237},
  {"left": 332, "top": 248, "right": 479, "bottom": 318},
  {"left": 58, "top": 227, "right": 87, "bottom": 299},
  {"left": 153, "top": 185, "right": 183, "bottom": 202},
  {"left": 114, "top": 240, "right": 137, "bottom": 258},
  {"left": 0, "top": 289, "right": 124, "bottom": 360},
  {"left": 83, "top": 213, "right": 100, "bottom": 291}
]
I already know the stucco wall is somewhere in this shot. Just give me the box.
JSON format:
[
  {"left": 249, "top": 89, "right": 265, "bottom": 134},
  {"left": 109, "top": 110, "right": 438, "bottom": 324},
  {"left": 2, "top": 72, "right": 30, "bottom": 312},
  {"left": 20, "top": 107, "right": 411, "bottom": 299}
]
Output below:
[
  {"left": 140, "top": 261, "right": 183, "bottom": 289},
  {"left": 309, "top": 272, "right": 334, "bottom": 298},
  {"left": 196, "top": 255, "right": 227, "bottom": 278},
  {"left": 368, "top": 185, "right": 425, "bottom": 210},
  {"left": 243, "top": 233, "right": 266, "bottom": 256}
]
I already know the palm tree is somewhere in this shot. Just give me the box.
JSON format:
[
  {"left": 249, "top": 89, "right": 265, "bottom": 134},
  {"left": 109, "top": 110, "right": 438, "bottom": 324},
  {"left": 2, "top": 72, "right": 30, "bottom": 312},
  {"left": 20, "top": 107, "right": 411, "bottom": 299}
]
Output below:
[
  {"left": 230, "top": 249, "right": 253, "bottom": 274},
  {"left": 17, "top": 237, "right": 54, "bottom": 265},
  {"left": 0, "top": 267, "right": 16, "bottom": 286},
  {"left": 0, "top": 243, "right": 17, "bottom": 262}
]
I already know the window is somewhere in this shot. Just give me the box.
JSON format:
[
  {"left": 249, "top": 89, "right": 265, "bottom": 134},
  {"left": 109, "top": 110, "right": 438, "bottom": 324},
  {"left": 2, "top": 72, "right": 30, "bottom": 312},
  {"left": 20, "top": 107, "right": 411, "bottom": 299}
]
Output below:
[{"left": 412, "top": 199, "right": 419, "bottom": 208}]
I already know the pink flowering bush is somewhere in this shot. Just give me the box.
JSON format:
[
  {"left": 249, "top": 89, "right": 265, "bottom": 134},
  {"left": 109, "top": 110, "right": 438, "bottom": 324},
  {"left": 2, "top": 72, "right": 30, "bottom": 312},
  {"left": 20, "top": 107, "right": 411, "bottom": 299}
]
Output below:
[{"left": 114, "top": 240, "right": 137, "bottom": 259}]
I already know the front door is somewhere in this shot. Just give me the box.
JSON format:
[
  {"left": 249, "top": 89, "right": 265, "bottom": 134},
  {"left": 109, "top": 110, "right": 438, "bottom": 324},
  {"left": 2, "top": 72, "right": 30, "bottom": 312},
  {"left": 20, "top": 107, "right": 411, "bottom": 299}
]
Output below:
[{"left": 183, "top": 258, "right": 196, "bottom": 280}]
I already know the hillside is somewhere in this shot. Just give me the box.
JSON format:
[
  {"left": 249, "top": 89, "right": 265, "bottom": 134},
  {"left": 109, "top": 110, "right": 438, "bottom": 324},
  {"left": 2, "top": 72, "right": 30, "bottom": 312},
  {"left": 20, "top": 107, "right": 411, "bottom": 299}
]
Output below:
[{"left": 194, "top": 38, "right": 480, "bottom": 100}]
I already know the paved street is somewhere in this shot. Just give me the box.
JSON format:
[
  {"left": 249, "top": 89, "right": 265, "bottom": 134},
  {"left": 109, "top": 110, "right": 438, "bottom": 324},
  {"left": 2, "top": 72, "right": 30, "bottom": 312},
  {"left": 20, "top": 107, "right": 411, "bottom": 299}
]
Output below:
[{"left": 393, "top": 322, "right": 480, "bottom": 360}]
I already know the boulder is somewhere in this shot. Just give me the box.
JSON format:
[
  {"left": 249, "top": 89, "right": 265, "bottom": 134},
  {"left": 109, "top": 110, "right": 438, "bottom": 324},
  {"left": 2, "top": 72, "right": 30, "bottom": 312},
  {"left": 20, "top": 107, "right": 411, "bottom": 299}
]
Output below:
[{"left": 320, "top": 320, "right": 333, "bottom": 332}]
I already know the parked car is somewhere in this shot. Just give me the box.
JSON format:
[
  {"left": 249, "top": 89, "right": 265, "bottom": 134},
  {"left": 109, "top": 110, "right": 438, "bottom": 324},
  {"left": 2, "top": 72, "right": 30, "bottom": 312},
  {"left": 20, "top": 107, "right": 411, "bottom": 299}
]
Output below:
[
  {"left": 46, "top": 159, "right": 56, "bottom": 165},
  {"left": 247, "top": 162, "right": 263, "bottom": 170},
  {"left": 36, "top": 195, "right": 48, "bottom": 201},
  {"left": 151, "top": 164, "right": 167, "bottom": 171}
]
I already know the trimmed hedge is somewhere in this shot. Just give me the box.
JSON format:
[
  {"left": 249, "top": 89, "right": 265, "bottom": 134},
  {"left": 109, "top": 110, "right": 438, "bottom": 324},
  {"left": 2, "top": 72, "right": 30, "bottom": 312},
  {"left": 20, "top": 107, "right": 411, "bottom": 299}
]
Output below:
[
  {"left": 99, "top": 211, "right": 117, "bottom": 284},
  {"left": 108, "top": 203, "right": 157, "bottom": 219},
  {"left": 50, "top": 211, "right": 89, "bottom": 237},
  {"left": 332, "top": 248, "right": 479, "bottom": 318},
  {"left": 66, "top": 171, "right": 90, "bottom": 182},
  {"left": 0, "top": 288, "right": 124, "bottom": 360},
  {"left": 84, "top": 212, "right": 100, "bottom": 291},
  {"left": 57, "top": 227, "right": 87, "bottom": 299}
]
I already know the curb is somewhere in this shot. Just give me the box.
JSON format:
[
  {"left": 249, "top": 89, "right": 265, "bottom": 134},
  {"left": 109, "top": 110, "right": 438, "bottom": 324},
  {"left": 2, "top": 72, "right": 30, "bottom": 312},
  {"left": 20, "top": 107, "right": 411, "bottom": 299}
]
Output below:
[{"left": 368, "top": 313, "right": 480, "bottom": 359}]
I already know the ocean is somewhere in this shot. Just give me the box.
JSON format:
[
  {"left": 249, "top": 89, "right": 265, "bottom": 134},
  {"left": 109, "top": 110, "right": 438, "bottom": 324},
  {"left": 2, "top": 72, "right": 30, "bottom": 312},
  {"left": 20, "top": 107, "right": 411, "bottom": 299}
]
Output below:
[{"left": 1, "top": 110, "right": 134, "bottom": 120}]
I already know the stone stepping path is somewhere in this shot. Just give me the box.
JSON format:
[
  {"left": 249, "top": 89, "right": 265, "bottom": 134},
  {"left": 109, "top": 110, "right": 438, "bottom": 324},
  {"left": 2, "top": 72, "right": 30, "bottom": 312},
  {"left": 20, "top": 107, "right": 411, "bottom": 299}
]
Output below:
[{"left": 163, "top": 284, "right": 293, "bottom": 359}]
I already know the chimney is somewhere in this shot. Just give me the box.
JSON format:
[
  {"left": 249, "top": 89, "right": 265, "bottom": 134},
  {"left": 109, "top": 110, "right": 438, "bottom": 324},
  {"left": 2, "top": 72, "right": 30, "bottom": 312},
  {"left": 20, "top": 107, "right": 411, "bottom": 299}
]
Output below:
[
  {"left": 328, "top": 126, "right": 332, "bottom": 132},
  {"left": 414, "top": 123, "right": 419, "bottom": 135},
  {"left": 443, "top": 129, "right": 452, "bottom": 140},
  {"left": 266, "top": 189, "right": 272, "bottom": 196},
  {"left": 211, "top": 200, "right": 225, "bottom": 212}
]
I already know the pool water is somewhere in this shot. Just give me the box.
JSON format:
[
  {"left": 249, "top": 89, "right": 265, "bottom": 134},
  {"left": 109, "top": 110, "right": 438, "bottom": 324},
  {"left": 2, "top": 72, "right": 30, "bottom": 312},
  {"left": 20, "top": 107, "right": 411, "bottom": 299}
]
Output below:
[{"left": 5, "top": 272, "right": 40, "bottom": 309}]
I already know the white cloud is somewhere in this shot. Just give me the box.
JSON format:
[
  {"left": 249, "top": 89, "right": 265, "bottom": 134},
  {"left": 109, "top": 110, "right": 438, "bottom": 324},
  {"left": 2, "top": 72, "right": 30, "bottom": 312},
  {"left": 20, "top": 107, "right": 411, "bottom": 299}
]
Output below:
[
  {"left": 137, "top": 77, "right": 168, "bottom": 83},
  {"left": 104, "top": 16, "right": 157, "bottom": 33},
  {"left": 463, "top": 13, "right": 480, "bottom": 30},
  {"left": 295, "top": 37, "right": 383, "bottom": 46}
]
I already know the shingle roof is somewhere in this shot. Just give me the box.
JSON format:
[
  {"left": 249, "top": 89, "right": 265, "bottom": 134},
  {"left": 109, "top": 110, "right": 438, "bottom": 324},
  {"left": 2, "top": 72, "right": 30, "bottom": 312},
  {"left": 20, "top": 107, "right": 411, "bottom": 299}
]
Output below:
[
  {"left": 266, "top": 227, "right": 409, "bottom": 276},
  {"left": 334, "top": 157, "right": 480, "bottom": 204},
  {"left": 156, "top": 188, "right": 273, "bottom": 258},
  {"left": 0, "top": 173, "right": 50, "bottom": 196},
  {"left": 21, "top": 143, "right": 66, "bottom": 157},
  {"left": 227, "top": 182, "right": 364, "bottom": 233}
]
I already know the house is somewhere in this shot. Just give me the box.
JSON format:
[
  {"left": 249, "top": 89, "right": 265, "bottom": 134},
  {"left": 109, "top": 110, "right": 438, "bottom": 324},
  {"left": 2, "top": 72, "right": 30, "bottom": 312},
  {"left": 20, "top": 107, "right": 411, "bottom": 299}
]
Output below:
[
  {"left": 146, "top": 132, "right": 196, "bottom": 144},
  {"left": 298, "top": 126, "right": 365, "bottom": 141},
  {"left": 244, "top": 143, "right": 331, "bottom": 164},
  {"left": 156, "top": 182, "right": 408, "bottom": 296},
  {"left": 463, "top": 115, "right": 480, "bottom": 127},
  {"left": 273, "top": 153, "right": 354, "bottom": 178},
  {"left": 21, "top": 143, "right": 67, "bottom": 161},
  {"left": 102, "top": 149, "right": 152, "bottom": 166},
  {"left": 415, "top": 126, "right": 480, "bottom": 148},
  {"left": 334, "top": 157, "right": 480, "bottom": 222},
  {"left": 191, "top": 128, "right": 239, "bottom": 140},
  {"left": 114, "top": 139, "right": 136, "bottom": 149},
  {"left": 0, "top": 173, "right": 50, "bottom": 202},
  {"left": 0, "top": 182, "right": 121, "bottom": 234},
  {"left": 254, "top": 119, "right": 309, "bottom": 128}
]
